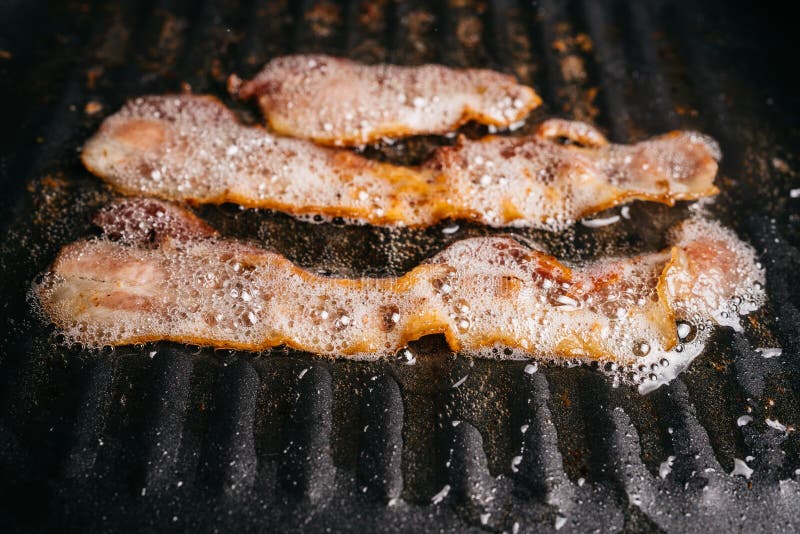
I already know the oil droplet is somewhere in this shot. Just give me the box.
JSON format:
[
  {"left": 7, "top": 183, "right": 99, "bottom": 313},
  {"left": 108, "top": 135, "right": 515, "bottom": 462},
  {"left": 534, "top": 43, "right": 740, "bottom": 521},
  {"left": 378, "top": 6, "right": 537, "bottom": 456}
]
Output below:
[
  {"left": 379, "top": 304, "right": 400, "bottom": 332},
  {"left": 334, "top": 310, "right": 351, "bottom": 331},
  {"left": 633, "top": 340, "right": 650, "bottom": 357},
  {"left": 453, "top": 298, "right": 470, "bottom": 315},
  {"left": 396, "top": 346, "right": 417, "bottom": 365},
  {"left": 431, "top": 275, "right": 453, "bottom": 295},
  {"left": 676, "top": 321, "right": 696, "bottom": 341}
]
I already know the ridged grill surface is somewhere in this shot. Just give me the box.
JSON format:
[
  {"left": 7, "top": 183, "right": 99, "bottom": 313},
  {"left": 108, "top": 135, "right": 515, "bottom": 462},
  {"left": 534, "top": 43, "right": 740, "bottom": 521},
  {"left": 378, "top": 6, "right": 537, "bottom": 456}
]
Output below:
[{"left": 0, "top": 1, "right": 797, "bottom": 532}]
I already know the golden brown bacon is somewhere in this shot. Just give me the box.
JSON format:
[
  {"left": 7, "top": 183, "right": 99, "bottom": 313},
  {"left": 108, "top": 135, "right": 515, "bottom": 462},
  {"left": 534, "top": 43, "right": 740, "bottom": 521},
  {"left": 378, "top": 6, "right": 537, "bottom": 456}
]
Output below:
[
  {"left": 36, "top": 199, "right": 763, "bottom": 369},
  {"left": 232, "top": 54, "right": 542, "bottom": 146},
  {"left": 81, "top": 96, "right": 720, "bottom": 229},
  {"left": 422, "top": 119, "right": 720, "bottom": 226}
]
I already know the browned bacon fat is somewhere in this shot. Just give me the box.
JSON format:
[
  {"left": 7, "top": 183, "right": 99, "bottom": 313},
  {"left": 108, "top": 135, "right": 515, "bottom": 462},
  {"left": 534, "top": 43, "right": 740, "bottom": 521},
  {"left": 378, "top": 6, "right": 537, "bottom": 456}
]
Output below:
[
  {"left": 82, "top": 96, "right": 720, "bottom": 229},
  {"left": 36, "top": 199, "right": 763, "bottom": 390},
  {"left": 233, "top": 54, "right": 542, "bottom": 146}
]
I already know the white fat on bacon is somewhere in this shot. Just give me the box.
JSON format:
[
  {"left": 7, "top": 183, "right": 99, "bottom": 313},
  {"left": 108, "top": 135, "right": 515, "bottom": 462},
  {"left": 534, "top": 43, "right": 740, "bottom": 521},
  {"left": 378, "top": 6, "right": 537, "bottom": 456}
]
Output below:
[
  {"left": 82, "top": 96, "right": 721, "bottom": 229},
  {"left": 35, "top": 200, "right": 763, "bottom": 381}
]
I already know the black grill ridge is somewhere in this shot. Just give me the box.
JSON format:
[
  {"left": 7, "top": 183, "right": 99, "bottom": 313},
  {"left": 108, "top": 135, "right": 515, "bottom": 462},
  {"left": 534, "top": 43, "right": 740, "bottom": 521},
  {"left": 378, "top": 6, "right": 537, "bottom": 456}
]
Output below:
[{"left": 1, "top": 1, "right": 798, "bottom": 532}]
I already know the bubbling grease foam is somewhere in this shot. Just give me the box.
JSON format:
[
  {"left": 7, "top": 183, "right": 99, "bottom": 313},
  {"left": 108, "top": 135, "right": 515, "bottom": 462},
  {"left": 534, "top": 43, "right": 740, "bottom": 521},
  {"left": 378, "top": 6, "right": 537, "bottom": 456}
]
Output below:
[{"left": 33, "top": 200, "right": 764, "bottom": 393}]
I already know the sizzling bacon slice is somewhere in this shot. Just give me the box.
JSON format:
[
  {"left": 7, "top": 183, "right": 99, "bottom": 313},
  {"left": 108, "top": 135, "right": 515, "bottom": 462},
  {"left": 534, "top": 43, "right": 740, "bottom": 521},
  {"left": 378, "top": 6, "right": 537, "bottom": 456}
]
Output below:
[
  {"left": 36, "top": 199, "right": 763, "bottom": 367},
  {"left": 82, "top": 96, "right": 720, "bottom": 229},
  {"left": 232, "top": 54, "right": 542, "bottom": 146},
  {"left": 421, "top": 119, "right": 720, "bottom": 227}
]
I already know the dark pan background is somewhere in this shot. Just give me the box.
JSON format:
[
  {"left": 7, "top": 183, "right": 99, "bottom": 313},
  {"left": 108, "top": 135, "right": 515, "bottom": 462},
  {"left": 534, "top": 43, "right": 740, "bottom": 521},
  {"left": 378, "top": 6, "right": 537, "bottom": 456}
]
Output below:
[{"left": 0, "top": 0, "right": 798, "bottom": 532}]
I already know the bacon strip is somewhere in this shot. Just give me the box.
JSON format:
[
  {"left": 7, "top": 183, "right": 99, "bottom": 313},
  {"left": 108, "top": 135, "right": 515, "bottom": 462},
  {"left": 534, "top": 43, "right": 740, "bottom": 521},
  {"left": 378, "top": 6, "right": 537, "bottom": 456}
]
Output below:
[
  {"left": 232, "top": 54, "right": 542, "bottom": 146},
  {"left": 82, "top": 96, "right": 720, "bottom": 229},
  {"left": 35, "top": 199, "right": 762, "bottom": 368}
]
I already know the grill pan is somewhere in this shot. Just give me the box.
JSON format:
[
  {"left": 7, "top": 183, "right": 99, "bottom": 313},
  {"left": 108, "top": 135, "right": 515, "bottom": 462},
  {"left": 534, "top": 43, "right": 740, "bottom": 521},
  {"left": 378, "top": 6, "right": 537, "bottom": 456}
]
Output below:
[{"left": 0, "top": 0, "right": 798, "bottom": 532}]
